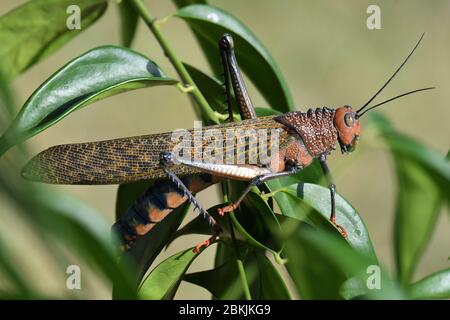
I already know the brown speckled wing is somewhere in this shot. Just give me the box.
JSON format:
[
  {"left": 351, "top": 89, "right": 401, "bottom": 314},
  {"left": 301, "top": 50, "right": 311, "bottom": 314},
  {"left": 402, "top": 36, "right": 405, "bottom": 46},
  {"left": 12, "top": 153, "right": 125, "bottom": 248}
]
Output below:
[{"left": 22, "top": 116, "right": 290, "bottom": 185}]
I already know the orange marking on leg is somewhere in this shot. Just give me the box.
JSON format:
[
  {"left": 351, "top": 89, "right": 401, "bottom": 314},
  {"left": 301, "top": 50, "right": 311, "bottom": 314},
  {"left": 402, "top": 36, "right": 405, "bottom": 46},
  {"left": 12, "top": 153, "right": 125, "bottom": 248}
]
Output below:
[
  {"left": 217, "top": 203, "right": 237, "bottom": 216},
  {"left": 193, "top": 234, "right": 219, "bottom": 254},
  {"left": 338, "top": 225, "right": 348, "bottom": 238},
  {"left": 330, "top": 216, "right": 348, "bottom": 238}
]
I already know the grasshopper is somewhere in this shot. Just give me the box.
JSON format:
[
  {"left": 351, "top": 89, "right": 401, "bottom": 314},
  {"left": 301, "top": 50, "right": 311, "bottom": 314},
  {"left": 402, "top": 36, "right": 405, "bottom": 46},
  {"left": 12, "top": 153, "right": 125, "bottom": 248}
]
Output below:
[{"left": 22, "top": 34, "right": 433, "bottom": 253}]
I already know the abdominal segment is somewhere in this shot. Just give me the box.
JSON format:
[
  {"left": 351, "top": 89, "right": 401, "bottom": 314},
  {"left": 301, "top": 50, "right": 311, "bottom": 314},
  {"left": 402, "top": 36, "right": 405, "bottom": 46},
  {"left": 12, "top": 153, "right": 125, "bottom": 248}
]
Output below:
[{"left": 112, "top": 173, "right": 219, "bottom": 251}]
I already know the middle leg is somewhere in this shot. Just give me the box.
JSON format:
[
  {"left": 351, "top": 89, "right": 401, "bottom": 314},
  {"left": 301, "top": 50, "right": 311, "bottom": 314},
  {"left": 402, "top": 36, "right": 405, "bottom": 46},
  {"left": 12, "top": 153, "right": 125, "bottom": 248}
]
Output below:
[
  {"left": 218, "top": 166, "right": 302, "bottom": 215},
  {"left": 318, "top": 154, "right": 348, "bottom": 237}
]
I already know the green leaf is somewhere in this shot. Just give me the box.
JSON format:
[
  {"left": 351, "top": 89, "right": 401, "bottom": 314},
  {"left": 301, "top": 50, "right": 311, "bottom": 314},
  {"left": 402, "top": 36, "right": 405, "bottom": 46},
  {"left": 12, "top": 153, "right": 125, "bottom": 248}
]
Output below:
[
  {"left": 370, "top": 113, "right": 450, "bottom": 284},
  {"left": 0, "top": 71, "right": 16, "bottom": 122},
  {"left": 164, "top": 202, "right": 236, "bottom": 253},
  {"left": 175, "top": 4, "right": 294, "bottom": 112},
  {"left": 0, "top": 73, "right": 29, "bottom": 157},
  {"left": 370, "top": 114, "right": 450, "bottom": 191},
  {"left": 0, "top": 0, "right": 108, "bottom": 81},
  {"left": 409, "top": 268, "right": 450, "bottom": 299},
  {"left": 214, "top": 240, "right": 234, "bottom": 267},
  {"left": 172, "top": 195, "right": 283, "bottom": 257},
  {"left": 226, "top": 186, "right": 284, "bottom": 261},
  {"left": 295, "top": 228, "right": 405, "bottom": 299},
  {"left": 37, "top": 190, "right": 137, "bottom": 299},
  {"left": 173, "top": 0, "right": 222, "bottom": 77},
  {"left": 0, "top": 46, "right": 177, "bottom": 156},
  {"left": 273, "top": 183, "right": 378, "bottom": 264},
  {"left": 184, "top": 259, "right": 245, "bottom": 299},
  {"left": 252, "top": 252, "right": 291, "bottom": 299},
  {"left": 183, "top": 63, "right": 227, "bottom": 114},
  {"left": 393, "top": 153, "right": 443, "bottom": 284},
  {"left": 168, "top": 190, "right": 284, "bottom": 263},
  {"left": 185, "top": 250, "right": 291, "bottom": 299},
  {"left": 268, "top": 159, "right": 325, "bottom": 190},
  {"left": 0, "top": 238, "right": 33, "bottom": 298},
  {"left": 283, "top": 223, "right": 347, "bottom": 299},
  {"left": 0, "top": 76, "right": 137, "bottom": 298},
  {"left": 447, "top": 150, "right": 450, "bottom": 208},
  {"left": 173, "top": 0, "right": 207, "bottom": 8},
  {"left": 0, "top": 173, "right": 137, "bottom": 298},
  {"left": 138, "top": 247, "right": 200, "bottom": 300},
  {"left": 168, "top": 213, "right": 212, "bottom": 247},
  {"left": 254, "top": 107, "right": 282, "bottom": 117},
  {"left": 117, "top": 0, "right": 139, "bottom": 47},
  {"left": 266, "top": 161, "right": 326, "bottom": 224},
  {"left": 115, "top": 181, "right": 152, "bottom": 221},
  {"left": 185, "top": 243, "right": 253, "bottom": 300},
  {"left": 184, "top": 63, "right": 282, "bottom": 120}
]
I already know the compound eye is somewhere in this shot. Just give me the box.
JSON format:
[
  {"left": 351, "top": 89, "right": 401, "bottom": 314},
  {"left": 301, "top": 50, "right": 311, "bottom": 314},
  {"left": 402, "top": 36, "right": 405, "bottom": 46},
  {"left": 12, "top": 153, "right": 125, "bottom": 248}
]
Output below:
[{"left": 344, "top": 113, "right": 355, "bottom": 127}]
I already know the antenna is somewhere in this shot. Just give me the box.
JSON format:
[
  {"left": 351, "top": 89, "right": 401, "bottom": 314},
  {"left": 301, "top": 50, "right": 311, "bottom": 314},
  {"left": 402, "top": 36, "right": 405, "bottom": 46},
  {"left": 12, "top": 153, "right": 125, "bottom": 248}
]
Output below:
[
  {"left": 356, "top": 33, "right": 425, "bottom": 116},
  {"left": 357, "top": 87, "right": 435, "bottom": 117}
]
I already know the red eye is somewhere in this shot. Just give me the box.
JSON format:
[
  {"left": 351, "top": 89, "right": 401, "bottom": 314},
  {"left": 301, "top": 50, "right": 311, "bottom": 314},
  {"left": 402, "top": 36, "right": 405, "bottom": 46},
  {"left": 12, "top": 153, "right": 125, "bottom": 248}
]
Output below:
[{"left": 344, "top": 113, "right": 354, "bottom": 127}]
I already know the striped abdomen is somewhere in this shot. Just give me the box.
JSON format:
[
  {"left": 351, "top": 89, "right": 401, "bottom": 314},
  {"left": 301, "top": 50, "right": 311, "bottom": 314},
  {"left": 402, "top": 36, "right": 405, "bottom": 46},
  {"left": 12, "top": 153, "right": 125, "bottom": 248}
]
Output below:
[{"left": 112, "top": 173, "right": 219, "bottom": 251}]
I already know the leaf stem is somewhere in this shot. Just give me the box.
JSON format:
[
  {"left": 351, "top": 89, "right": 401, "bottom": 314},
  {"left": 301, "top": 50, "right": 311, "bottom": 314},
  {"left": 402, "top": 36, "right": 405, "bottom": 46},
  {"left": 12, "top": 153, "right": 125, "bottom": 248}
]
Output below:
[
  {"left": 227, "top": 215, "right": 252, "bottom": 300},
  {"left": 129, "top": 0, "right": 219, "bottom": 123},
  {"left": 236, "top": 257, "right": 251, "bottom": 299},
  {"left": 223, "top": 185, "right": 252, "bottom": 300}
]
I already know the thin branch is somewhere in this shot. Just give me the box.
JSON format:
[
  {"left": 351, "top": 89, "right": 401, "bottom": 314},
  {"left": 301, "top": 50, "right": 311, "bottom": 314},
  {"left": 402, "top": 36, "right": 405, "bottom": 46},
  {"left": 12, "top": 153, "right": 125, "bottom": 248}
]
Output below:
[{"left": 129, "top": 0, "right": 219, "bottom": 123}]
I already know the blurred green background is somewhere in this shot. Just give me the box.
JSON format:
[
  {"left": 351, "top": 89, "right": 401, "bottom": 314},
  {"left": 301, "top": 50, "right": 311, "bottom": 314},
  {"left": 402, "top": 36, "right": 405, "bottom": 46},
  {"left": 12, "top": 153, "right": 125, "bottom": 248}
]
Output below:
[{"left": 0, "top": 0, "right": 448, "bottom": 299}]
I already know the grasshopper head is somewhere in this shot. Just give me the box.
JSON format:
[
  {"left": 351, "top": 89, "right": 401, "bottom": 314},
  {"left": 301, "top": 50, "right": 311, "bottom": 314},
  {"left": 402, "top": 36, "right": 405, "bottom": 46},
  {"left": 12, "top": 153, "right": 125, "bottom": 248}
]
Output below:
[{"left": 334, "top": 106, "right": 361, "bottom": 154}]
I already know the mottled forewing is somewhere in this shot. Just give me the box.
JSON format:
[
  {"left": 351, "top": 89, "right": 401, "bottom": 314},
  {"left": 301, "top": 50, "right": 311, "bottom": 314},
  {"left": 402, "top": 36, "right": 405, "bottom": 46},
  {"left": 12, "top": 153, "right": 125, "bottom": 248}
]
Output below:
[{"left": 22, "top": 116, "right": 291, "bottom": 185}]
